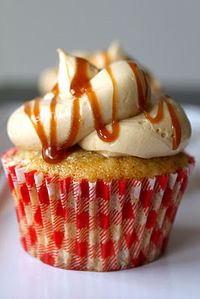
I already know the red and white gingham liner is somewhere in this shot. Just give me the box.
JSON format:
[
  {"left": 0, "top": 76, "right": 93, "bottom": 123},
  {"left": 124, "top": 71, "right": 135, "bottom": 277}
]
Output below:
[{"left": 1, "top": 148, "right": 194, "bottom": 271}]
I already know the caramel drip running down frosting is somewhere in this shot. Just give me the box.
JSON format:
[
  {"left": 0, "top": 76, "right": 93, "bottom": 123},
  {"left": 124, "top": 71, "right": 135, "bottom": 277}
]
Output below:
[
  {"left": 165, "top": 99, "right": 181, "bottom": 150},
  {"left": 144, "top": 96, "right": 181, "bottom": 150},
  {"left": 128, "top": 62, "right": 149, "bottom": 111},
  {"left": 103, "top": 51, "right": 111, "bottom": 67},
  {"left": 87, "top": 66, "right": 120, "bottom": 142},
  {"left": 24, "top": 55, "right": 181, "bottom": 163},
  {"left": 24, "top": 98, "right": 48, "bottom": 149},
  {"left": 70, "top": 57, "right": 120, "bottom": 142}
]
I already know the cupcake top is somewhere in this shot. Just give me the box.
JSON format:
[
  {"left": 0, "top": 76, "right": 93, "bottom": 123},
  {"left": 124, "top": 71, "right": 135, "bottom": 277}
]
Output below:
[
  {"left": 39, "top": 42, "right": 162, "bottom": 96},
  {"left": 7, "top": 48, "right": 191, "bottom": 163}
]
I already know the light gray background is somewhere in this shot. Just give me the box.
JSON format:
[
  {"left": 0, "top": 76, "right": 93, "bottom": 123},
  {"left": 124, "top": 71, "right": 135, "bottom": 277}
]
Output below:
[{"left": 0, "top": 0, "right": 200, "bottom": 86}]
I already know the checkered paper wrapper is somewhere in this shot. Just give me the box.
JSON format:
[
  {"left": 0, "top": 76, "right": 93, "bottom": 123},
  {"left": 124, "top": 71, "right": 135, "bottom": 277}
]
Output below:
[{"left": 1, "top": 149, "right": 194, "bottom": 272}]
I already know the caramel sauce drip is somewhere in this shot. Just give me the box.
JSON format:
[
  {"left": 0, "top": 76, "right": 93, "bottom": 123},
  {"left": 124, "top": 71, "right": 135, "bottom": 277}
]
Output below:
[
  {"left": 144, "top": 99, "right": 164, "bottom": 124},
  {"left": 24, "top": 98, "right": 48, "bottom": 148},
  {"left": 128, "top": 62, "right": 148, "bottom": 111},
  {"left": 51, "top": 82, "right": 59, "bottom": 94},
  {"left": 49, "top": 95, "right": 58, "bottom": 146},
  {"left": 86, "top": 66, "right": 120, "bottom": 142},
  {"left": 143, "top": 71, "right": 150, "bottom": 103},
  {"left": 42, "top": 94, "right": 61, "bottom": 163},
  {"left": 144, "top": 96, "right": 181, "bottom": 150},
  {"left": 103, "top": 51, "right": 111, "bottom": 67},
  {"left": 70, "top": 57, "right": 90, "bottom": 97},
  {"left": 165, "top": 100, "right": 181, "bottom": 150},
  {"left": 128, "top": 63, "right": 181, "bottom": 149},
  {"left": 70, "top": 57, "right": 120, "bottom": 142},
  {"left": 61, "top": 97, "right": 81, "bottom": 147},
  {"left": 42, "top": 95, "right": 81, "bottom": 163},
  {"left": 43, "top": 60, "right": 84, "bottom": 163}
]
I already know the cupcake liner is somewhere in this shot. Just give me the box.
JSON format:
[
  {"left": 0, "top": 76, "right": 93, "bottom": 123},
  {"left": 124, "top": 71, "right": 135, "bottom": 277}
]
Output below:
[{"left": 1, "top": 149, "right": 194, "bottom": 271}]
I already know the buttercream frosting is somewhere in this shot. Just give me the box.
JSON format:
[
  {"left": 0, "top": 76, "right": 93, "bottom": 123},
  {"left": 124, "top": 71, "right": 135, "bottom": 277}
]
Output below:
[{"left": 7, "top": 49, "right": 191, "bottom": 161}]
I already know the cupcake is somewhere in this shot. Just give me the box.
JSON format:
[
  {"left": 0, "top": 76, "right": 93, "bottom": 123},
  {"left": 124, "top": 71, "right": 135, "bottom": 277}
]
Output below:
[
  {"left": 2, "top": 49, "right": 194, "bottom": 271},
  {"left": 38, "top": 41, "right": 162, "bottom": 96}
]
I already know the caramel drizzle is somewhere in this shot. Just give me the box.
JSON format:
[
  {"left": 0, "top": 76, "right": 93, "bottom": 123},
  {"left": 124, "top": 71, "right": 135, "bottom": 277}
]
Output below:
[
  {"left": 87, "top": 66, "right": 119, "bottom": 142},
  {"left": 128, "top": 62, "right": 181, "bottom": 150},
  {"left": 103, "top": 51, "right": 111, "bottom": 67},
  {"left": 49, "top": 94, "right": 58, "bottom": 147},
  {"left": 144, "top": 97, "right": 181, "bottom": 150},
  {"left": 68, "top": 57, "right": 119, "bottom": 142},
  {"left": 68, "top": 58, "right": 119, "bottom": 143},
  {"left": 61, "top": 97, "right": 81, "bottom": 148},
  {"left": 24, "top": 98, "right": 48, "bottom": 148},
  {"left": 24, "top": 57, "right": 181, "bottom": 163},
  {"left": 51, "top": 82, "right": 59, "bottom": 94},
  {"left": 144, "top": 99, "right": 164, "bottom": 124},
  {"left": 70, "top": 57, "right": 90, "bottom": 97},
  {"left": 128, "top": 62, "right": 148, "bottom": 111},
  {"left": 165, "top": 100, "right": 181, "bottom": 150}
]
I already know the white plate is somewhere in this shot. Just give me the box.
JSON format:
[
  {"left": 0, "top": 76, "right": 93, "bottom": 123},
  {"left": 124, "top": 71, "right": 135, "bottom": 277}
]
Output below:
[{"left": 0, "top": 104, "right": 200, "bottom": 299}]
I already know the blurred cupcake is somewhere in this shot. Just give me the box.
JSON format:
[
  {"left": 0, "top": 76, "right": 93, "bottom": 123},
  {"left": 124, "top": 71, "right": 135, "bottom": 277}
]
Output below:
[
  {"left": 2, "top": 49, "right": 194, "bottom": 271},
  {"left": 38, "top": 41, "right": 162, "bottom": 96}
]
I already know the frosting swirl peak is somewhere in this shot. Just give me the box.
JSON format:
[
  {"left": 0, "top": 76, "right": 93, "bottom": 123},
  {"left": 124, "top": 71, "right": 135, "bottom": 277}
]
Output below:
[{"left": 57, "top": 49, "right": 99, "bottom": 96}]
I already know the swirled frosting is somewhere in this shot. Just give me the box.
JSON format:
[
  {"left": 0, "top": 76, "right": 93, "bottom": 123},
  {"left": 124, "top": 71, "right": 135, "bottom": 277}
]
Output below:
[
  {"left": 39, "top": 42, "right": 162, "bottom": 96},
  {"left": 8, "top": 49, "right": 191, "bottom": 163}
]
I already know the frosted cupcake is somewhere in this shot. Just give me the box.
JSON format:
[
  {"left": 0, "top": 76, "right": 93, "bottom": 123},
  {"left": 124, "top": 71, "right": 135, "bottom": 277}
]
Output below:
[
  {"left": 39, "top": 41, "right": 162, "bottom": 96},
  {"left": 2, "top": 49, "right": 194, "bottom": 271}
]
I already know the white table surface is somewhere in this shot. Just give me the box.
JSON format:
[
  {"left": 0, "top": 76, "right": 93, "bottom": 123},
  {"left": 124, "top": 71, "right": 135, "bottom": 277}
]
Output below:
[{"left": 0, "top": 103, "right": 199, "bottom": 299}]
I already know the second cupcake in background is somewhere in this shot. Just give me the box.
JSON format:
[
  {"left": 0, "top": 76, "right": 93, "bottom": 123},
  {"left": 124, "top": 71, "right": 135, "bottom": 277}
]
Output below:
[{"left": 2, "top": 47, "right": 194, "bottom": 271}]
